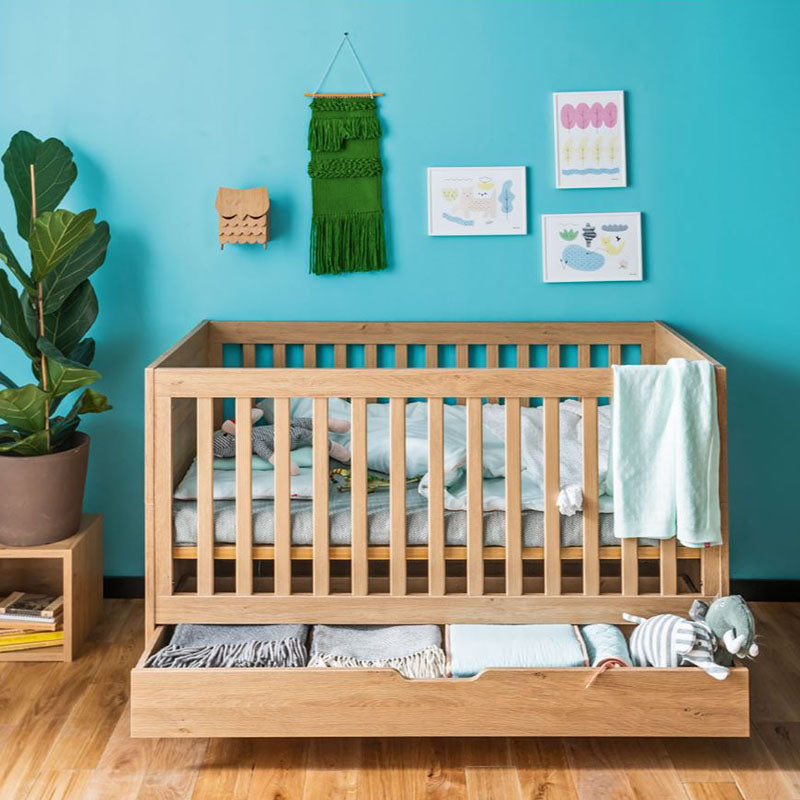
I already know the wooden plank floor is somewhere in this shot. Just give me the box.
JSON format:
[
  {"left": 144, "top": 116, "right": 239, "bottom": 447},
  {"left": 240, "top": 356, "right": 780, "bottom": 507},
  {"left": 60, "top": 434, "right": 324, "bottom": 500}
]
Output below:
[{"left": 0, "top": 600, "right": 798, "bottom": 800}]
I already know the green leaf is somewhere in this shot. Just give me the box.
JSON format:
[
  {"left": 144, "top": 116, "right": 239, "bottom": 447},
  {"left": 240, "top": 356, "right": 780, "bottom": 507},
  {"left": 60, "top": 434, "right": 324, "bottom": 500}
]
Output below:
[
  {"left": 0, "top": 228, "right": 34, "bottom": 293},
  {"left": 0, "top": 369, "right": 18, "bottom": 389},
  {"left": 0, "top": 384, "right": 49, "bottom": 432},
  {"left": 49, "top": 416, "right": 80, "bottom": 449},
  {"left": 75, "top": 387, "right": 111, "bottom": 415},
  {"left": 41, "top": 221, "right": 109, "bottom": 314},
  {"left": 69, "top": 337, "right": 96, "bottom": 367},
  {"left": 2, "top": 132, "right": 77, "bottom": 240},
  {"left": 37, "top": 337, "right": 100, "bottom": 398},
  {"left": 24, "top": 280, "right": 97, "bottom": 357},
  {"left": 0, "top": 269, "right": 37, "bottom": 357},
  {"left": 0, "top": 429, "right": 50, "bottom": 455},
  {"left": 30, "top": 209, "right": 96, "bottom": 282}
]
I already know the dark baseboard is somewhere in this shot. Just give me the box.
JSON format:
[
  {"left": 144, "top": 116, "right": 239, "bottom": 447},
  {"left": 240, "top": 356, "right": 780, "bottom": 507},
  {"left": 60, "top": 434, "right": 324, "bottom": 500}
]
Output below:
[
  {"left": 731, "top": 579, "right": 800, "bottom": 602},
  {"left": 103, "top": 576, "right": 797, "bottom": 601},
  {"left": 104, "top": 576, "right": 145, "bottom": 598}
]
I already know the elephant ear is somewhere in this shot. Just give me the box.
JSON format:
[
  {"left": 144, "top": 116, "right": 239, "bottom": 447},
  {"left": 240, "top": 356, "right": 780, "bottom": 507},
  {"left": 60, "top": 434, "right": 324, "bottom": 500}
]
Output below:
[{"left": 689, "top": 599, "right": 709, "bottom": 622}]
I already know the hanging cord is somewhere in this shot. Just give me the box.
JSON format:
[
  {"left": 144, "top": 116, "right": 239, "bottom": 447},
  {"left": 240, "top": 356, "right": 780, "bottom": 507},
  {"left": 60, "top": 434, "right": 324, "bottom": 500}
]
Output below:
[
  {"left": 584, "top": 658, "right": 628, "bottom": 689},
  {"left": 310, "top": 32, "right": 377, "bottom": 96}
]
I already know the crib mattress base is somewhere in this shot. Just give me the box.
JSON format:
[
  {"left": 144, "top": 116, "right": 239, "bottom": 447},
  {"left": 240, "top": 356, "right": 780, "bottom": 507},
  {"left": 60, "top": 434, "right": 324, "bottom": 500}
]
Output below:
[{"left": 131, "top": 626, "right": 749, "bottom": 738}]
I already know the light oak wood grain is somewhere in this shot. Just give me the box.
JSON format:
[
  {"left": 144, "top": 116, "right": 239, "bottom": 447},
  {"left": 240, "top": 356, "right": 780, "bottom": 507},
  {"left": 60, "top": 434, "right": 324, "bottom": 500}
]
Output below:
[{"left": 0, "top": 601, "right": 794, "bottom": 798}]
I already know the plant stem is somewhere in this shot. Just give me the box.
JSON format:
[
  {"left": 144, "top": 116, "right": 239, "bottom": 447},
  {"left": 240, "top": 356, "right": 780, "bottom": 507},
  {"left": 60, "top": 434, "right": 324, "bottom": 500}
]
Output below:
[{"left": 30, "top": 164, "right": 50, "bottom": 452}]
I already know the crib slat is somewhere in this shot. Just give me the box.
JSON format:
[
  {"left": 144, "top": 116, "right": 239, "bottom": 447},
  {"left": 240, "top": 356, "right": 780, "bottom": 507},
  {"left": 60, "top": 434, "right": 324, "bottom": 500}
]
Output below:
[
  {"left": 304, "top": 344, "right": 315, "bottom": 368},
  {"left": 313, "top": 398, "right": 330, "bottom": 596},
  {"left": 486, "top": 344, "right": 499, "bottom": 403},
  {"left": 154, "top": 396, "right": 174, "bottom": 600},
  {"left": 390, "top": 397, "right": 406, "bottom": 595},
  {"left": 660, "top": 538, "right": 678, "bottom": 595},
  {"left": 608, "top": 345, "right": 637, "bottom": 595},
  {"left": 467, "top": 397, "right": 484, "bottom": 596},
  {"left": 505, "top": 397, "right": 522, "bottom": 596},
  {"left": 428, "top": 397, "right": 445, "bottom": 596},
  {"left": 456, "top": 344, "right": 468, "bottom": 404},
  {"left": 364, "top": 344, "right": 377, "bottom": 404},
  {"left": 425, "top": 344, "right": 438, "bottom": 368},
  {"left": 351, "top": 398, "right": 369, "bottom": 596},
  {"left": 517, "top": 345, "right": 530, "bottom": 407},
  {"left": 334, "top": 344, "right": 346, "bottom": 368},
  {"left": 273, "top": 343, "right": 286, "bottom": 368},
  {"left": 622, "top": 540, "right": 638, "bottom": 595},
  {"left": 242, "top": 343, "right": 255, "bottom": 367},
  {"left": 582, "top": 397, "right": 600, "bottom": 596},
  {"left": 543, "top": 396, "right": 561, "bottom": 595},
  {"left": 578, "top": 344, "right": 590, "bottom": 368},
  {"left": 196, "top": 397, "right": 215, "bottom": 596},
  {"left": 547, "top": 344, "right": 560, "bottom": 368},
  {"left": 234, "top": 397, "right": 253, "bottom": 595},
  {"left": 395, "top": 345, "right": 407, "bottom": 368},
  {"left": 273, "top": 397, "right": 292, "bottom": 595}
]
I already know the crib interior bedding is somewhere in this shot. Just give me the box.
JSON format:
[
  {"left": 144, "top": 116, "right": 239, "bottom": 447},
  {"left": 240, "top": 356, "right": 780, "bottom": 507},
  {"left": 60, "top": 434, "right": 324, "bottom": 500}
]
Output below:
[{"left": 134, "top": 321, "right": 746, "bottom": 739}]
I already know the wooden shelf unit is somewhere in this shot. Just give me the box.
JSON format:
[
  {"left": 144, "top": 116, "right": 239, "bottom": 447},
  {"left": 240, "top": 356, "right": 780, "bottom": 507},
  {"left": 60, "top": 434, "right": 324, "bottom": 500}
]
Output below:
[{"left": 0, "top": 514, "right": 103, "bottom": 662}]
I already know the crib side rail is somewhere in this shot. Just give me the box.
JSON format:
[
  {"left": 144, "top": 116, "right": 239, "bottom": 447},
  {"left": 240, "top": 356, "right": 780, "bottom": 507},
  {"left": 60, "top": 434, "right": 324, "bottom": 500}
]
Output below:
[{"left": 147, "top": 359, "right": 725, "bottom": 630}]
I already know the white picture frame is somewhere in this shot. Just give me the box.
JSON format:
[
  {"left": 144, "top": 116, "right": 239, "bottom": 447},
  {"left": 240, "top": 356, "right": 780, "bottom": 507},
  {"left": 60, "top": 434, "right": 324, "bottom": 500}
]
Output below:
[
  {"left": 553, "top": 91, "right": 627, "bottom": 189},
  {"left": 541, "top": 212, "right": 642, "bottom": 283},
  {"left": 427, "top": 167, "right": 527, "bottom": 236}
]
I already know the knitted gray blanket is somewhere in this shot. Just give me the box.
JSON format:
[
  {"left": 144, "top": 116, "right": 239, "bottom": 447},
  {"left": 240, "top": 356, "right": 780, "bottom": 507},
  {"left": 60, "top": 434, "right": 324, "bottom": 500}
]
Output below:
[
  {"left": 146, "top": 624, "right": 309, "bottom": 668},
  {"left": 309, "top": 624, "right": 445, "bottom": 678}
]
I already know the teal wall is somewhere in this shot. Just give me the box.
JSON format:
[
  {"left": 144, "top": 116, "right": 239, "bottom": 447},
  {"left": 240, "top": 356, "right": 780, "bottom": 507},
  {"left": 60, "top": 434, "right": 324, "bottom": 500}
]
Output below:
[{"left": 1, "top": 0, "right": 798, "bottom": 578}]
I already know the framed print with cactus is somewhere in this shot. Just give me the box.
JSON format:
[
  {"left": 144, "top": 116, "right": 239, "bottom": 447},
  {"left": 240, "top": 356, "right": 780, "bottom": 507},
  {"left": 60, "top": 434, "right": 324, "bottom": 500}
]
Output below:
[{"left": 427, "top": 167, "right": 527, "bottom": 236}]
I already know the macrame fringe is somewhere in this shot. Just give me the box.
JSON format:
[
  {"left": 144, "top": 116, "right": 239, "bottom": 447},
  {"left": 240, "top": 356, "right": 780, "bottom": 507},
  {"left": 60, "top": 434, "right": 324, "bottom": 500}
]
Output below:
[
  {"left": 310, "top": 211, "right": 387, "bottom": 274},
  {"left": 145, "top": 636, "right": 308, "bottom": 669},
  {"left": 308, "top": 115, "right": 382, "bottom": 152},
  {"left": 308, "top": 645, "right": 446, "bottom": 679}
]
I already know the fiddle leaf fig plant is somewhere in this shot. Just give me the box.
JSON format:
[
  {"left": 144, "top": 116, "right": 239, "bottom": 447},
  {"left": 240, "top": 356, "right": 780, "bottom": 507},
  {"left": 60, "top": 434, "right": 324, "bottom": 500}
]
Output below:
[{"left": 0, "top": 131, "right": 111, "bottom": 456}]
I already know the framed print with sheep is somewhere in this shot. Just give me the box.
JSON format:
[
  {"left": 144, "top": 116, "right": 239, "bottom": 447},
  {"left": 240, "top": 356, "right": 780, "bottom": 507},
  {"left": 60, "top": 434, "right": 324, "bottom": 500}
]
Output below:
[
  {"left": 541, "top": 212, "right": 642, "bottom": 283},
  {"left": 427, "top": 167, "right": 527, "bottom": 236},
  {"left": 553, "top": 91, "right": 626, "bottom": 188}
]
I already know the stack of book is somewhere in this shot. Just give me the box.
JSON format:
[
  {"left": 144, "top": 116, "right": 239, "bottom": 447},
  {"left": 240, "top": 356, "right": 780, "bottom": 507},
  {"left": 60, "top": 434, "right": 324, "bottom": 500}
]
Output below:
[{"left": 0, "top": 592, "right": 64, "bottom": 653}]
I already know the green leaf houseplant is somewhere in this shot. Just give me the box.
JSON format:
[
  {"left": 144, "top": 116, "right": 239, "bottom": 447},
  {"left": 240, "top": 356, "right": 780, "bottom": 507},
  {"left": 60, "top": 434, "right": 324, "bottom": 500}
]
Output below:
[{"left": 0, "top": 131, "right": 111, "bottom": 546}]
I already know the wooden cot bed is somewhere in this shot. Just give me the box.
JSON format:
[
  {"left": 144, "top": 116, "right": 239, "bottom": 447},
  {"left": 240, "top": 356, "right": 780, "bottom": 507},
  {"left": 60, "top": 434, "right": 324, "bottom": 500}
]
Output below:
[{"left": 131, "top": 321, "right": 749, "bottom": 738}]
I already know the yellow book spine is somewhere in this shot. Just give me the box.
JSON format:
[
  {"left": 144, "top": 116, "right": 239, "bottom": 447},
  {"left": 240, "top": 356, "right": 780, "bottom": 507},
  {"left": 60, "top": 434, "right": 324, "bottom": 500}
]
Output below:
[
  {"left": 0, "top": 639, "right": 63, "bottom": 653},
  {"left": 0, "top": 631, "right": 65, "bottom": 646}
]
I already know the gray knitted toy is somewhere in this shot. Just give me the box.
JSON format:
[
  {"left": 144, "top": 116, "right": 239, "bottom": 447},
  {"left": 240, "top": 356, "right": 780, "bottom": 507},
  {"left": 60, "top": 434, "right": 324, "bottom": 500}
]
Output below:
[{"left": 213, "top": 408, "right": 350, "bottom": 475}]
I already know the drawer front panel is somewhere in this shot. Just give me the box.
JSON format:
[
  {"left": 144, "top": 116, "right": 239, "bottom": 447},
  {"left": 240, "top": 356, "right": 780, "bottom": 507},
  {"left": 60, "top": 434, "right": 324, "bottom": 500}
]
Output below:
[{"left": 131, "top": 630, "right": 749, "bottom": 738}]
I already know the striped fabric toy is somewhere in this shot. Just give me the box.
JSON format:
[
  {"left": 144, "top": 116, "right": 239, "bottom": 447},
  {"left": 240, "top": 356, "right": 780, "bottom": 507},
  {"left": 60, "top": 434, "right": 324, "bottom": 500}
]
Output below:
[{"left": 622, "top": 612, "right": 730, "bottom": 680}]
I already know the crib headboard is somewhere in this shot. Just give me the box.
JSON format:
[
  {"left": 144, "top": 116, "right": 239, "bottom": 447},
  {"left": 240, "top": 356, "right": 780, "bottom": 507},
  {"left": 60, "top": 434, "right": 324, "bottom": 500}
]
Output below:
[{"left": 143, "top": 321, "right": 727, "bottom": 636}]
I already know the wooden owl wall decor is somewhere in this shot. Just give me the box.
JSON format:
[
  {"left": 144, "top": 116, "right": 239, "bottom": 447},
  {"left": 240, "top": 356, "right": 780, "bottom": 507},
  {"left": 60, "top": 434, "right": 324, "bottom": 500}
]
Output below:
[{"left": 215, "top": 187, "right": 269, "bottom": 249}]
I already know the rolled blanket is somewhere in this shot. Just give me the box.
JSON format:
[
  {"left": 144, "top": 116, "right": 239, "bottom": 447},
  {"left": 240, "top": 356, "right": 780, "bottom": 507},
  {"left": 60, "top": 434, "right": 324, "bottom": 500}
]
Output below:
[
  {"left": 580, "top": 623, "right": 632, "bottom": 667},
  {"left": 146, "top": 624, "right": 309, "bottom": 668},
  {"left": 309, "top": 624, "right": 445, "bottom": 679},
  {"left": 447, "top": 624, "right": 589, "bottom": 678}
]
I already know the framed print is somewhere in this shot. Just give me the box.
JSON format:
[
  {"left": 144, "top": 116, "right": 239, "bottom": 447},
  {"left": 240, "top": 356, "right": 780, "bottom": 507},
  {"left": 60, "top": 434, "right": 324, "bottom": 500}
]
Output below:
[
  {"left": 553, "top": 91, "right": 626, "bottom": 189},
  {"left": 427, "top": 166, "right": 527, "bottom": 236},
  {"left": 541, "top": 212, "right": 642, "bottom": 282}
]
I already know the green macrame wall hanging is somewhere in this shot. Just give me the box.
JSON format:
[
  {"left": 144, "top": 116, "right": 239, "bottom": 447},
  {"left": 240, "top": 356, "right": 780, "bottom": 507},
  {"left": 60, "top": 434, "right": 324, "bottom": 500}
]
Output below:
[{"left": 306, "top": 33, "right": 387, "bottom": 275}]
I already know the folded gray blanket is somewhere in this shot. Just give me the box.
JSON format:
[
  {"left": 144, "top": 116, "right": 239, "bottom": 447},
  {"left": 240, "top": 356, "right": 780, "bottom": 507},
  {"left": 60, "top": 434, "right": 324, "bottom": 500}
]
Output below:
[
  {"left": 309, "top": 624, "right": 446, "bottom": 678},
  {"left": 146, "top": 624, "right": 309, "bottom": 668}
]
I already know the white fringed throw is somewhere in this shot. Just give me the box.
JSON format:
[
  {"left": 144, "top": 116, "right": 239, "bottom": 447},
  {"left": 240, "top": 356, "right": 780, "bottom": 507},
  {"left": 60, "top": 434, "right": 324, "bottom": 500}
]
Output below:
[
  {"left": 309, "top": 624, "right": 446, "bottom": 678},
  {"left": 145, "top": 624, "right": 309, "bottom": 668}
]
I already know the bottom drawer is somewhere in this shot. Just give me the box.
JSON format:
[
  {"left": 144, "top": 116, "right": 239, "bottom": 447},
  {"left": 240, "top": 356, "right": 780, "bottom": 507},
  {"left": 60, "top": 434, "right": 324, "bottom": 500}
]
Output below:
[{"left": 131, "top": 627, "right": 750, "bottom": 738}]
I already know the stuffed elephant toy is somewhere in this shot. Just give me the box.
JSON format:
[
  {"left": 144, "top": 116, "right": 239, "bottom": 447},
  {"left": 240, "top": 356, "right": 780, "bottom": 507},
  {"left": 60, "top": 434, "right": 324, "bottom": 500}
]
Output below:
[
  {"left": 623, "top": 595, "right": 758, "bottom": 681},
  {"left": 213, "top": 408, "right": 350, "bottom": 475}
]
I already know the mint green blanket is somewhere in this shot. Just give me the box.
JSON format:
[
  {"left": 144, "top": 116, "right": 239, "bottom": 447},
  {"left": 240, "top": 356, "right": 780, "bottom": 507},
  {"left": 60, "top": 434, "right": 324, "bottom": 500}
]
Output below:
[{"left": 610, "top": 358, "right": 721, "bottom": 546}]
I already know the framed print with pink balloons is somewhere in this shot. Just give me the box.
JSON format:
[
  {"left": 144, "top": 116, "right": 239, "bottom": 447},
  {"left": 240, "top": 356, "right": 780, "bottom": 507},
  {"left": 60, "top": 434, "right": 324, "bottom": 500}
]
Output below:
[{"left": 553, "top": 91, "right": 627, "bottom": 189}]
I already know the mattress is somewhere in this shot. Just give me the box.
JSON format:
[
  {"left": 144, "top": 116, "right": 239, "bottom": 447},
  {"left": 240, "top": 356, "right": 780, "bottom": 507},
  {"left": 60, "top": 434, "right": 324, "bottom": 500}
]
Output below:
[{"left": 172, "top": 481, "right": 649, "bottom": 548}]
